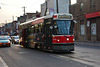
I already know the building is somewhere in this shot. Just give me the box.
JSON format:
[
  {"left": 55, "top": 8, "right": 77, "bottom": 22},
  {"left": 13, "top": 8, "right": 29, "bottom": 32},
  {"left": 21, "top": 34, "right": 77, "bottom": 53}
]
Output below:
[
  {"left": 41, "top": 0, "right": 54, "bottom": 16},
  {"left": 41, "top": 2, "right": 46, "bottom": 16},
  {"left": 11, "top": 21, "right": 18, "bottom": 35},
  {"left": 5, "top": 23, "right": 12, "bottom": 35},
  {"left": 54, "top": 0, "right": 70, "bottom": 14},
  {"left": 18, "top": 12, "right": 41, "bottom": 24},
  {"left": 41, "top": 0, "right": 71, "bottom": 16},
  {"left": 18, "top": 16, "right": 26, "bottom": 24},
  {"left": 70, "top": 0, "right": 100, "bottom": 42},
  {"left": 26, "top": 12, "right": 41, "bottom": 21},
  {"left": 0, "top": 23, "right": 5, "bottom": 34}
]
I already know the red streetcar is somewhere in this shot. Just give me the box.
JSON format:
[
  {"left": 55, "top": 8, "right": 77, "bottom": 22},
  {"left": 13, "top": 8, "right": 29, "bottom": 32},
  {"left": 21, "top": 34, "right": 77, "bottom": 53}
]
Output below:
[{"left": 19, "top": 13, "right": 75, "bottom": 52}]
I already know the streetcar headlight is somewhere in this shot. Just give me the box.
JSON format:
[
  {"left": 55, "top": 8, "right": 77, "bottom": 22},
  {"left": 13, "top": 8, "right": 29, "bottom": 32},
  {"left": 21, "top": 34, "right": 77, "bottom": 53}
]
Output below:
[
  {"left": 15, "top": 40, "right": 17, "bottom": 42},
  {"left": 57, "top": 39, "right": 60, "bottom": 42},
  {"left": 73, "top": 39, "right": 75, "bottom": 41},
  {"left": 67, "top": 38, "right": 69, "bottom": 41}
]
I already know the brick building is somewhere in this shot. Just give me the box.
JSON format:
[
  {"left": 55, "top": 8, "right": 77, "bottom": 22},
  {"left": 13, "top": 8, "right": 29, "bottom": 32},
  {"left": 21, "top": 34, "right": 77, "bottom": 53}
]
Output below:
[
  {"left": 70, "top": 0, "right": 100, "bottom": 42},
  {"left": 11, "top": 21, "right": 18, "bottom": 35}
]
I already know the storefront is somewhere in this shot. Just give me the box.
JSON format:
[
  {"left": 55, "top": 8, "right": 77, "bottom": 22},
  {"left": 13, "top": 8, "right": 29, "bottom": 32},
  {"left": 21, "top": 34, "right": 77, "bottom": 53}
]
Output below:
[{"left": 85, "top": 11, "right": 100, "bottom": 41}]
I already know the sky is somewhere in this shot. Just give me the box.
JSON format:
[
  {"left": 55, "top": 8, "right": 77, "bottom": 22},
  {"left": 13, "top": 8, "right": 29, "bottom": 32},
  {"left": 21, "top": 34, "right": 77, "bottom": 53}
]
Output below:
[{"left": 0, "top": 0, "right": 76, "bottom": 25}]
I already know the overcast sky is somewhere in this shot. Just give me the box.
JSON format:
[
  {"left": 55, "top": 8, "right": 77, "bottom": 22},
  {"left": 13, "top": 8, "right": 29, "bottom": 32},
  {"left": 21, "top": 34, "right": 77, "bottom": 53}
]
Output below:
[{"left": 0, "top": 0, "right": 76, "bottom": 24}]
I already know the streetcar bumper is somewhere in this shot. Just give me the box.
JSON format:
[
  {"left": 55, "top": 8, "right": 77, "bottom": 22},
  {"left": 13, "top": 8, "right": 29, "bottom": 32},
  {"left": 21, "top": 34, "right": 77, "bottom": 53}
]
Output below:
[{"left": 52, "top": 43, "right": 74, "bottom": 52}]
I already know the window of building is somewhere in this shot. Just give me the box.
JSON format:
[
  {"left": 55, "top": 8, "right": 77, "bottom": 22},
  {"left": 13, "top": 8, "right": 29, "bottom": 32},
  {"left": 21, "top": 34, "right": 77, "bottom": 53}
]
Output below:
[
  {"left": 80, "top": 3, "right": 84, "bottom": 12},
  {"left": 90, "top": 0, "right": 95, "bottom": 9},
  {"left": 80, "top": 20, "right": 85, "bottom": 35},
  {"left": 91, "top": 23, "right": 96, "bottom": 35},
  {"left": 80, "top": 25, "right": 85, "bottom": 35}
]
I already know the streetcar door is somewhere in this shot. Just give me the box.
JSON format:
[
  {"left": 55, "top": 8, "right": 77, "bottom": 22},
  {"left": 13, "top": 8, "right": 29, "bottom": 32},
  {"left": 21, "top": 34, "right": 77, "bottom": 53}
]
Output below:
[
  {"left": 44, "top": 23, "right": 52, "bottom": 46},
  {"left": 22, "top": 29, "right": 26, "bottom": 46},
  {"left": 22, "top": 29, "right": 28, "bottom": 47}
]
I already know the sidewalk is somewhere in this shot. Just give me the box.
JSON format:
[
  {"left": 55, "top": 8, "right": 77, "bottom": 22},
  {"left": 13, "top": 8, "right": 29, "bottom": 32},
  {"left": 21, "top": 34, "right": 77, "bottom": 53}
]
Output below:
[
  {"left": 0, "top": 57, "right": 8, "bottom": 67},
  {"left": 75, "top": 41, "right": 100, "bottom": 47}
]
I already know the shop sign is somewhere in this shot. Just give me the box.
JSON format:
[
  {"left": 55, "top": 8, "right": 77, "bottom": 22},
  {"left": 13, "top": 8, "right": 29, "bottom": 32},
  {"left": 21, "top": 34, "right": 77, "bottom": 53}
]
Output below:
[
  {"left": 49, "top": 8, "right": 54, "bottom": 15},
  {"left": 86, "top": 11, "right": 100, "bottom": 19}
]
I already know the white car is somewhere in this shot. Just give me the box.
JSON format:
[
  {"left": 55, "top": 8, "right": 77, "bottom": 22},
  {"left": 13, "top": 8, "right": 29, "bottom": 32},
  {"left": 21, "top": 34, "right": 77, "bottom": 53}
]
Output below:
[{"left": 11, "top": 36, "right": 19, "bottom": 44}]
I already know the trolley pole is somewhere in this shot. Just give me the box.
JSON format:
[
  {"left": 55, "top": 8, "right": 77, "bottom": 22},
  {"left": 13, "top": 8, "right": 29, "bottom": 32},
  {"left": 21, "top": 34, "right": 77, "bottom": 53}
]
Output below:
[{"left": 56, "top": 0, "right": 59, "bottom": 13}]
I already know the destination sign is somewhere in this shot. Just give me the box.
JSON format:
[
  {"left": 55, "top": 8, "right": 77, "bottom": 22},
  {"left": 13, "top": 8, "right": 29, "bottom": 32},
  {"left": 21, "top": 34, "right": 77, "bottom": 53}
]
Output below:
[{"left": 58, "top": 15, "right": 72, "bottom": 19}]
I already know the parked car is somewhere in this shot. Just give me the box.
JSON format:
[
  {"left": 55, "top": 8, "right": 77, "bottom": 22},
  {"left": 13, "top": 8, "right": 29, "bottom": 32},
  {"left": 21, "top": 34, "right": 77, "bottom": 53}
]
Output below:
[
  {"left": 0, "top": 36, "right": 11, "bottom": 47},
  {"left": 11, "top": 36, "right": 19, "bottom": 44},
  {"left": 4, "top": 35, "right": 11, "bottom": 42}
]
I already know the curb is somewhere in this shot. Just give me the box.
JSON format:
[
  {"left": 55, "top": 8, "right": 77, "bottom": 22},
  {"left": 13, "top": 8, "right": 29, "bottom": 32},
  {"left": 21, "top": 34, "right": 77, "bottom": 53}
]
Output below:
[{"left": 75, "top": 41, "right": 100, "bottom": 47}]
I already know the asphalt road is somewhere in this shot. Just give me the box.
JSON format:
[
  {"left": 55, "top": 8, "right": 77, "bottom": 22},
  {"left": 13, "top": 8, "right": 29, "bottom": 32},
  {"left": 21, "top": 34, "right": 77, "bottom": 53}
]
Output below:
[{"left": 0, "top": 43, "right": 97, "bottom": 67}]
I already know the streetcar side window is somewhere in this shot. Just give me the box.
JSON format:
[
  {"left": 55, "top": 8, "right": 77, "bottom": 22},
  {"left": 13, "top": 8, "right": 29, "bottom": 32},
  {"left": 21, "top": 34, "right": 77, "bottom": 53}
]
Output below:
[
  {"left": 38, "top": 25, "right": 41, "bottom": 33},
  {"left": 35, "top": 24, "right": 39, "bottom": 33},
  {"left": 31, "top": 26, "right": 35, "bottom": 33},
  {"left": 39, "top": 23, "right": 43, "bottom": 34},
  {"left": 37, "top": 25, "right": 39, "bottom": 33},
  {"left": 33, "top": 26, "right": 35, "bottom": 33}
]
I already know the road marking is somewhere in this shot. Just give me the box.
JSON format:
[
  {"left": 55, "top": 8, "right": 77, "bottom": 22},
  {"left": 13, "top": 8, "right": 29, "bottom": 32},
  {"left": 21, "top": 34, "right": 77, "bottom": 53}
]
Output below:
[
  {"left": 0, "top": 57, "right": 8, "bottom": 67},
  {"left": 18, "top": 52, "right": 28, "bottom": 54},
  {"left": 15, "top": 45, "right": 21, "bottom": 47},
  {"left": 50, "top": 55, "right": 100, "bottom": 67}
]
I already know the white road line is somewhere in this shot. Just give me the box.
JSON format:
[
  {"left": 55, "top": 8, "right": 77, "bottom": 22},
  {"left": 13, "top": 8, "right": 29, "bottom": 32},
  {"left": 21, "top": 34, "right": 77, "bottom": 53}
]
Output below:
[
  {"left": 0, "top": 57, "right": 8, "bottom": 67},
  {"left": 50, "top": 55, "right": 100, "bottom": 67},
  {"left": 15, "top": 45, "right": 21, "bottom": 46},
  {"left": 18, "top": 52, "right": 28, "bottom": 54}
]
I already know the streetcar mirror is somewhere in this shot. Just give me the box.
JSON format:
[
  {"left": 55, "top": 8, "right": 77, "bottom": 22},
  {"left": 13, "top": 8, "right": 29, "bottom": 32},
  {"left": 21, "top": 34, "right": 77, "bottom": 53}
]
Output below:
[
  {"left": 54, "top": 26, "right": 58, "bottom": 28},
  {"left": 50, "top": 26, "right": 53, "bottom": 29},
  {"left": 73, "top": 20, "right": 77, "bottom": 23},
  {"left": 31, "top": 26, "right": 34, "bottom": 28}
]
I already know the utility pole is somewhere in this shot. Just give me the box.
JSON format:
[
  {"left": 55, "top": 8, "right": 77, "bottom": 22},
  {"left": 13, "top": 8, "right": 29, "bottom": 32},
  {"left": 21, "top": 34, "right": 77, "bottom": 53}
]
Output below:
[
  {"left": 22, "top": 6, "right": 26, "bottom": 16},
  {"left": 12, "top": 16, "right": 14, "bottom": 21},
  {"left": 22, "top": 6, "right": 26, "bottom": 22}
]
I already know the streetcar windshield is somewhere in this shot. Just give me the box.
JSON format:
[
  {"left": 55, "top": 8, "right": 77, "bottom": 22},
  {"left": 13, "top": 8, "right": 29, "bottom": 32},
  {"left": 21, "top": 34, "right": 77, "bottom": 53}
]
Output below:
[{"left": 53, "top": 20, "right": 74, "bottom": 35}]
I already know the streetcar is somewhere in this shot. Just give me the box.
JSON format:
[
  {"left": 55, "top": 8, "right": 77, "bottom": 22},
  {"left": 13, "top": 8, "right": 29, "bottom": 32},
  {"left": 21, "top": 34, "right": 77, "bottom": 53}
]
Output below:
[{"left": 19, "top": 13, "right": 75, "bottom": 52}]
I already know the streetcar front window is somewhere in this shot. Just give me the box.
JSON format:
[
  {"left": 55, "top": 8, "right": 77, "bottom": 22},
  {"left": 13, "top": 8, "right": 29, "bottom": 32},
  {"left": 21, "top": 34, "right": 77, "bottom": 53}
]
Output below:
[{"left": 53, "top": 20, "right": 74, "bottom": 35}]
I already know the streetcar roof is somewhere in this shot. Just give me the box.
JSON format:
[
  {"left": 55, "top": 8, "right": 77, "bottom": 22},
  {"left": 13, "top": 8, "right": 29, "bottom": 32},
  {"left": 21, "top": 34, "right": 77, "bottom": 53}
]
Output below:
[
  {"left": 20, "top": 20, "right": 33, "bottom": 26},
  {"left": 20, "top": 17, "right": 44, "bottom": 26},
  {"left": 20, "top": 15, "right": 53, "bottom": 26},
  {"left": 20, "top": 13, "right": 73, "bottom": 26},
  {"left": 44, "top": 15, "right": 53, "bottom": 19}
]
